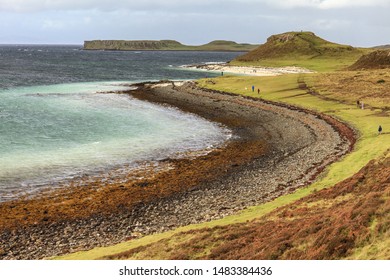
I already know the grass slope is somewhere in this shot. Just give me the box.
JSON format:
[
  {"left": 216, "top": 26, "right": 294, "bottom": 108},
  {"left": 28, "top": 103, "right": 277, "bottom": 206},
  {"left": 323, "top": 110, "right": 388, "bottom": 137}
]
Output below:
[
  {"left": 231, "top": 31, "right": 369, "bottom": 72},
  {"left": 349, "top": 50, "right": 390, "bottom": 70},
  {"left": 305, "top": 70, "right": 390, "bottom": 108},
  {"left": 57, "top": 71, "right": 390, "bottom": 260},
  {"left": 102, "top": 154, "right": 390, "bottom": 260},
  {"left": 196, "top": 40, "right": 259, "bottom": 51},
  {"left": 374, "top": 45, "right": 390, "bottom": 49}
]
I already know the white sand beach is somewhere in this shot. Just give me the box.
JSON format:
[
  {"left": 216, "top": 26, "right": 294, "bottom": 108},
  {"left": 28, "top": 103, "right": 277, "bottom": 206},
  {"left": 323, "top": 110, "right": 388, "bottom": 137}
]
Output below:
[{"left": 181, "top": 63, "right": 314, "bottom": 76}]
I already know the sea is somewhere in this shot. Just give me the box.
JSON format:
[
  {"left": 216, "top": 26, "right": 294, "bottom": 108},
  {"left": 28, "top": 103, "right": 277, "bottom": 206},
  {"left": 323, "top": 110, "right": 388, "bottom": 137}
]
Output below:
[{"left": 0, "top": 45, "right": 243, "bottom": 201}]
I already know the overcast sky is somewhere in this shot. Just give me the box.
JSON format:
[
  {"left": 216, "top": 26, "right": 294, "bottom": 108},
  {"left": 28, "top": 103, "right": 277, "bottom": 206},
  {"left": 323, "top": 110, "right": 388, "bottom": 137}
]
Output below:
[{"left": 0, "top": 0, "right": 389, "bottom": 47}]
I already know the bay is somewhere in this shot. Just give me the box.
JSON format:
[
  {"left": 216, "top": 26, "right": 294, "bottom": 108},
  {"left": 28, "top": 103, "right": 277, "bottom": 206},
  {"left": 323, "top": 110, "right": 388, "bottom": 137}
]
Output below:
[{"left": 0, "top": 46, "right": 242, "bottom": 200}]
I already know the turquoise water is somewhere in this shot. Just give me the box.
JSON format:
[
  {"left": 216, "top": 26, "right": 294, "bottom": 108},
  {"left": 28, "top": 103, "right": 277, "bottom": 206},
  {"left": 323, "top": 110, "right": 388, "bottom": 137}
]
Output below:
[
  {"left": 0, "top": 46, "right": 241, "bottom": 201},
  {"left": 0, "top": 82, "right": 231, "bottom": 200}
]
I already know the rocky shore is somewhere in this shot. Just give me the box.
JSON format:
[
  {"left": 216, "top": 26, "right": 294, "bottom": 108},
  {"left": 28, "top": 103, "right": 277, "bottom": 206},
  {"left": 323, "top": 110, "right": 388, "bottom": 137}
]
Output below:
[{"left": 0, "top": 81, "right": 354, "bottom": 260}]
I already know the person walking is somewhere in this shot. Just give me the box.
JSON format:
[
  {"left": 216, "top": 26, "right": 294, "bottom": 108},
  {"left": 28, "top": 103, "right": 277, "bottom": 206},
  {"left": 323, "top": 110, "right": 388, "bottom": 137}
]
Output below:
[
  {"left": 252, "top": 85, "right": 255, "bottom": 92},
  {"left": 378, "top": 125, "right": 383, "bottom": 135},
  {"left": 258, "top": 88, "right": 260, "bottom": 95}
]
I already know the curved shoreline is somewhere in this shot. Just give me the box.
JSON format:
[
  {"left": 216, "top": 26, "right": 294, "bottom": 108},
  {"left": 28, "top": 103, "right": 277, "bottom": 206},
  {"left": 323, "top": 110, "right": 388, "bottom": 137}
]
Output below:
[{"left": 0, "top": 81, "right": 354, "bottom": 259}]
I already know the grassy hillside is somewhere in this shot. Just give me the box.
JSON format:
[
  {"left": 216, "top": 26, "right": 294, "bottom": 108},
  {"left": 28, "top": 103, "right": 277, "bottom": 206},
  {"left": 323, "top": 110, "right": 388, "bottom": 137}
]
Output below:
[
  {"left": 83, "top": 40, "right": 258, "bottom": 52},
  {"left": 374, "top": 45, "right": 390, "bottom": 49},
  {"left": 349, "top": 50, "right": 390, "bottom": 70},
  {"left": 57, "top": 70, "right": 390, "bottom": 260},
  {"left": 197, "top": 40, "right": 258, "bottom": 51},
  {"left": 100, "top": 154, "right": 390, "bottom": 260},
  {"left": 305, "top": 70, "right": 390, "bottom": 108},
  {"left": 231, "top": 31, "right": 369, "bottom": 71}
]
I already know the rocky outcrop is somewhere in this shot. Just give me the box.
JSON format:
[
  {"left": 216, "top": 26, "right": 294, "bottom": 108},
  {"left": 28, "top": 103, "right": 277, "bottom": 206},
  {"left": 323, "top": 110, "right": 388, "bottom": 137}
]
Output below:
[
  {"left": 84, "top": 40, "right": 185, "bottom": 50},
  {"left": 83, "top": 40, "right": 258, "bottom": 52}
]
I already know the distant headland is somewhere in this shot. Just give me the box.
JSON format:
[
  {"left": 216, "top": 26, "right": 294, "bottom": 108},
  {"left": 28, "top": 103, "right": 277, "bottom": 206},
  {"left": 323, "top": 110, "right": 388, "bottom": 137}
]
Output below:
[{"left": 83, "top": 40, "right": 259, "bottom": 52}]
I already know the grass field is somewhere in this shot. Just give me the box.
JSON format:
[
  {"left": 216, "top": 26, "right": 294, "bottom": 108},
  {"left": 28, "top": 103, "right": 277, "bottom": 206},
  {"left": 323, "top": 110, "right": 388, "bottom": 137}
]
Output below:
[
  {"left": 229, "top": 57, "right": 364, "bottom": 72},
  {"left": 305, "top": 70, "right": 390, "bottom": 107},
  {"left": 56, "top": 70, "right": 390, "bottom": 260}
]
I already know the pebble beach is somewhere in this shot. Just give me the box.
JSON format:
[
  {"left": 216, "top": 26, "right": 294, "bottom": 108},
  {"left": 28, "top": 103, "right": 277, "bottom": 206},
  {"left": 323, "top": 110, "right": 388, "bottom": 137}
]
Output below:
[{"left": 0, "top": 81, "right": 355, "bottom": 259}]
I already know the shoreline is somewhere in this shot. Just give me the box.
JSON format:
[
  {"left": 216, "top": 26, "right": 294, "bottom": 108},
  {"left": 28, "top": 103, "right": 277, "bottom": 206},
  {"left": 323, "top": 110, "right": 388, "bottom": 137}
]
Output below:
[
  {"left": 0, "top": 81, "right": 354, "bottom": 259},
  {"left": 180, "top": 63, "right": 315, "bottom": 76}
]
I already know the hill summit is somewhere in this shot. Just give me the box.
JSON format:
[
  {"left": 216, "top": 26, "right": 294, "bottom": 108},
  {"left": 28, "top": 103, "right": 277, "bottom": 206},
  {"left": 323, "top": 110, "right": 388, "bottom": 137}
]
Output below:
[
  {"left": 235, "top": 31, "right": 358, "bottom": 62},
  {"left": 349, "top": 50, "right": 390, "bottom": 70}
]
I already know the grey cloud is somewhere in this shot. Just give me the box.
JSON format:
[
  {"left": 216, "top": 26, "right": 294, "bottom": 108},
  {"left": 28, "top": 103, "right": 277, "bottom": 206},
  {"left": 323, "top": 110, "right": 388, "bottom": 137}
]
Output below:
[
  {"left": 0, "top": 0, "right": 239, "bottom": 13},
  {"left": 0, "top": 0, "right": 389, "bottom": 46},
  {"left": 4, "top": 0, "right": 387, "bottom": 13}
]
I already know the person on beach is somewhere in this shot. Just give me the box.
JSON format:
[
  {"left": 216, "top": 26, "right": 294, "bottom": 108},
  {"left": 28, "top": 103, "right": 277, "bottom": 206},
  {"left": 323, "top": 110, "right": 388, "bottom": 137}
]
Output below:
[{"left": 378, "top": 125, "right": 382, "bottom": 135}]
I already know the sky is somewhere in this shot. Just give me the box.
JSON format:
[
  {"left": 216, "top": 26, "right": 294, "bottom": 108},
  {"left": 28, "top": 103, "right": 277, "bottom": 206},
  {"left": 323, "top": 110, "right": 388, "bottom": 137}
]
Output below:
[{"left": 0, "top": 0, "right": 389, "bottom": 47}]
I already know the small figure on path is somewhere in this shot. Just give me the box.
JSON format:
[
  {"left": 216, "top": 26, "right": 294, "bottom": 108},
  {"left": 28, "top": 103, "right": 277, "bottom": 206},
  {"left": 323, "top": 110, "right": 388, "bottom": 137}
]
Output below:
[
  {"left": 221, "top": 71, "right": 223, "bottom": 76},
  {"left": 252, "top": 85, "right": 255, "bottom": 92},
  {"left": 258, "top": 88, "right": 260, "bottom": 95},
  {"left": 361, "top": 101, "right": 364, "bottom": 110},
  {"left": 378, "top": 125, "right": 382, "bottom": 135},
  {"left": 357, "top": 100, "right": 360, "bottom": 108}
]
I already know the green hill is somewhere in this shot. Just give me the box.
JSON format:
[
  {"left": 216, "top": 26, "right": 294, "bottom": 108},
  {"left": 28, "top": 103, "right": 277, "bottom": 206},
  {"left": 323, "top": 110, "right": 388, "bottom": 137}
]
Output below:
[
  {"left": 197, "top": 40, "right": 258, "bottom": 51},
  {"left": 232, "top": 31, "right": 368, "bottom": 71},
  {"left": 83, "top": 40, "right": 258, "bottom": 52}
]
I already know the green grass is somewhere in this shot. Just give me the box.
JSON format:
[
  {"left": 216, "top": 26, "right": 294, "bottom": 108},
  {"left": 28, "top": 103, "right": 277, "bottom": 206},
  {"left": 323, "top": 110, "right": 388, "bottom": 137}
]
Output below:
[
  {"left": 230, "top": 55, "right": 369, "bottom": 72},
  {"left": 197, "top": 74, "right": 389, "bottom": 185},
  {"left": 56, "top": 73, "right": 390, "bottom": 260}
]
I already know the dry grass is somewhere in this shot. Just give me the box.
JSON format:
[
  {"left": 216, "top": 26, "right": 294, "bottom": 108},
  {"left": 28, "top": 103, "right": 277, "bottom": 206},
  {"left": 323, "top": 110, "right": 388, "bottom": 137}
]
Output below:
[
  {"left": 306, "top": 70, "right": 390, "bottom": 109},
  {"left": 349, "top": 50, "right": 390, "bottom": 70},
  {"left": 103, "top": 154, "right": 390, "bottom": 260}
]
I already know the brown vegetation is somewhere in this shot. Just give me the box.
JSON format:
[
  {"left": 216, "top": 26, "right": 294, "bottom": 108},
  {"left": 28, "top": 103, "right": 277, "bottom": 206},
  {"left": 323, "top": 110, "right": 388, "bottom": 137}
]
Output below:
[
  {"left": 309, "top": 70, "right": 390, "bottom": 108},
  {"left": 0, "top": 138, "right": 265, "bottom": 231},
  {"left": 349, "top": 50, "right": 390, "bottom": 70},
  {"left": 105, "top": 153, "right": 390, "bottom": 260}
]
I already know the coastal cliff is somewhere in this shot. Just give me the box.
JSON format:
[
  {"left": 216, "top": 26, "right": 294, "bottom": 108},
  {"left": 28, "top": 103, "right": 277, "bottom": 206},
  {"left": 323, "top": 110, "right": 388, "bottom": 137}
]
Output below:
[{"left": 83, "top": 40, "right": 258, "bottom": 52}]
